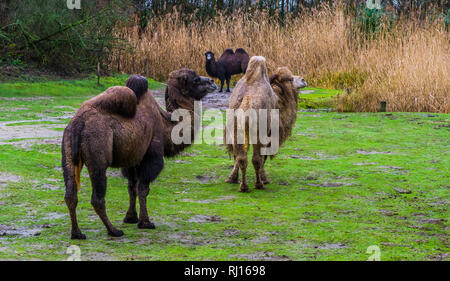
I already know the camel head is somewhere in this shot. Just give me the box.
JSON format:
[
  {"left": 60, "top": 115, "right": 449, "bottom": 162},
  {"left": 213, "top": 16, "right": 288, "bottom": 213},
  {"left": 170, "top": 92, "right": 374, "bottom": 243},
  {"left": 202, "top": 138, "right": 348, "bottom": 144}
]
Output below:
[
  {"left": 166, "top": 68, "right": 217, "bottom": 112},
  {"left": 244, "top": 56, "right": 269, "bottom": 83},
  {"left": 270, "top": 67, "right": 307, "bottom": 92},
  {"left": 205, "top": 51, "right": 215, "bottom": 62}
]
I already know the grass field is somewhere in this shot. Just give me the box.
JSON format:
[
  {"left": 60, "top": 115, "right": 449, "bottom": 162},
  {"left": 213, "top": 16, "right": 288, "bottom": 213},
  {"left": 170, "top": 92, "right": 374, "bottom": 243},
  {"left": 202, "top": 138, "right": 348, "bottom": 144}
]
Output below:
[{"left": 0, "top": 76, "right": 448, "bottom": 261}]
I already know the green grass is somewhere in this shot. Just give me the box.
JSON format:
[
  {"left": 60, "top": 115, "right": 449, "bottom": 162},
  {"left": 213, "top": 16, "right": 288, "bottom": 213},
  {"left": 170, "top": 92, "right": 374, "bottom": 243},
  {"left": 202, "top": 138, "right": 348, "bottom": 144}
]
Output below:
[
  {"left": 298, "top": 87, "right": 342, "bottom": 109},
  {"left": 0, "top": 74, "right": 165, "bottom": 122},
  {"left": 0, "top": 77, "right": 449, "bottom": 261}
]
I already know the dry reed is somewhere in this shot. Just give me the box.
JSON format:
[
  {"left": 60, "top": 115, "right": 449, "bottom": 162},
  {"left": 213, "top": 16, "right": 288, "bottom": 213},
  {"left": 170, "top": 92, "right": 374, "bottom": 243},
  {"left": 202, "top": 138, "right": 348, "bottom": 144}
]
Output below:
[{"left": 111, "top": 4, "right": 449, "bottom": 113}]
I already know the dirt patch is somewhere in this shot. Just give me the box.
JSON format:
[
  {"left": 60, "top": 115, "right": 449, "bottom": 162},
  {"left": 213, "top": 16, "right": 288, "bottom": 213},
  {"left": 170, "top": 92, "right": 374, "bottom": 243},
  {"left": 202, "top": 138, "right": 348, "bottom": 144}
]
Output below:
[
  {"left": 166, "top": 233, "right": 211, "bottom": 246},
  {"left": 151, "top": 88, "right": 231, "bottom": 111},
  {"left": 230, "top": 252, "right": 290, "bottom": 261},
  {"left": 353, "top": 162, "right": 378, "bottom": 166},
  {"left": 250, "top": 236, "right": 271, "bottom": 244},
  {"left": 33, "top": 182, "right": 59, "bottom": 190},
  {"left": 356, "top": 150, "right": 401, "bottom": 155},
  {"left": 42, "top": 212, "right": 66, "bottom": 220},
  {"left": 0, "top": 172, "right": 22, "bottom": 183},
  {"left": 188, "top": 215, "right": 223, "bottom": 223},
  {"left": 394, "top": 187, "right": 412, "bottom": 194},
  {"left": 419, "top": 218, "right": 447, "bottom": 225},
  {"left": 289, "top": 153, "right": 338, "bottom": 160},
  {"left": 200, "top": 90, "right": 231, "bottom": 110},
  {"left": 182, "top": 195, "right": 236, "bottom": 204},
  {"left": 174, "top": 160, "right": 192, "bottom": 164},
  {"left": 307, "top": 182, "right": 347, "bottom": 187},
  {"left": 427, "top": 253, "right": 449, "bottom": 261},
  {"left": 106, "top": 170, "right": 122, "bottom": 177},
  {"left": 0, "top": 97, "right": 54, "bottom": 101},
  {"left": 277, "top": 181, "right": 290, "bottom": 186},
  {"left": 195, "top": 175, "right": 217, "bottom": 184},
  {"left": 379, "top": 210, "right": 399, "bottom": 216},
  {"left": 315, "top": 243, "right": 346, "bottom": 249},
  {"left": 0, "top": 224, "right": 42, "bottom": 237},
  {"left": 289, "top": 155, "right": 315, "bottom": 160},
  {"left": 223, "top": 228, "right": 240, "bottom": 237}
]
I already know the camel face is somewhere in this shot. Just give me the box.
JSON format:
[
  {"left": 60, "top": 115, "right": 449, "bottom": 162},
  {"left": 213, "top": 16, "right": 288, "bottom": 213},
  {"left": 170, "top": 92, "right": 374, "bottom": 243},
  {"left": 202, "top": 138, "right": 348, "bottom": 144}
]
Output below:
[
  {"left": 166, "top": 69, "right": 217, "bottom": 112},
  {"left": 293, "top": 76, "right": 307, "bottom": 90},
  {"left": 205, "top": 51, "right": 214, "bottom": 61},
  {"left": 192, "top": 76, "right": 218, "bottom": 99}
]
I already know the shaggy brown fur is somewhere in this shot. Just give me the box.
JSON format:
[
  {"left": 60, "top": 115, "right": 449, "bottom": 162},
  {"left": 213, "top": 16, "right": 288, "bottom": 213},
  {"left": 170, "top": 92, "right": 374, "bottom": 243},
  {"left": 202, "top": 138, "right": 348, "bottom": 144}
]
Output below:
[
  {"left": 269, "top": 67, "right": 307, "bottom": 147},
  {"left": 125, "top": 74, "right": 148, "bottom": 103},
  {"left": 62, "top": 69, "right": 216, "bottom": 239},
  {"left": 225, "top": 63, "right": 307, "bottom": 192},
  {"left": 205, "top": 48, "right": 250, "bottom": 92}
]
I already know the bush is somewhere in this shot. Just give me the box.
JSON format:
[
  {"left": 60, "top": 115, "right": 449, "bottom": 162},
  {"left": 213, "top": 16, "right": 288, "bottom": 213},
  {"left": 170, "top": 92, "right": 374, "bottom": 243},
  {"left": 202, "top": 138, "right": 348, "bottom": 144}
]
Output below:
[{"left": 0, "top": 0, "right": 131, "bottom": 73}]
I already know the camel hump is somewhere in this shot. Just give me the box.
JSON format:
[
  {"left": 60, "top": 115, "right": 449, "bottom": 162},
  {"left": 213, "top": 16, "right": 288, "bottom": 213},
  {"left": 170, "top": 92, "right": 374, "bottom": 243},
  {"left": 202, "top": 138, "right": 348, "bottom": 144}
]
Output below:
[
  {"left": 125, "top": 75, "right": 149, "bottom": 102},
  {"left": 90, "top": 86, "right": 137, "bottom": 118},
  {"left": 235, "top": 48, "right": 248, "bottom": 55},
  {"left": 222, "top": 48, "right": 235, "bottom": 55}
]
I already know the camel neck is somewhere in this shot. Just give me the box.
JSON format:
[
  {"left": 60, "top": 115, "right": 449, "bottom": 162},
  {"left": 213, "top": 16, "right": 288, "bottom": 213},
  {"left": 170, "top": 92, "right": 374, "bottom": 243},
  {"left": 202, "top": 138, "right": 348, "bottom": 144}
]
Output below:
[
  {"left": 205, "top": 60, "right": 217, "bottom": 77},
  {"left": 161, "top": 103, "right": 199, "bottom": 157}
]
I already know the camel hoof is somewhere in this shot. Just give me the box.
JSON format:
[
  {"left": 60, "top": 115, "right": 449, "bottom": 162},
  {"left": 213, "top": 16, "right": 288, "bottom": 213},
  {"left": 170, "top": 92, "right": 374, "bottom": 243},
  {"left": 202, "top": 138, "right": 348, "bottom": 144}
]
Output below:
[
  {"left": 71, "top": 232, "right": 86, "bottom": 240},
  {"left": 138, "top": 221, "right": 155, "bottom": 229},
  {"left": 108, "top": 229, "right": 124, "bottom": 237},
  {"left": 239, "top": 184, "right": 250, "bottom": 193},
  {"left": 255, "top": 183, "right": 265, "bottom": 190},
  {"left": 123, "top": 214, "right": 139, "bottom": 224},
  {"left": 225, "top": 177, "right": 239, "bottom": 184}
]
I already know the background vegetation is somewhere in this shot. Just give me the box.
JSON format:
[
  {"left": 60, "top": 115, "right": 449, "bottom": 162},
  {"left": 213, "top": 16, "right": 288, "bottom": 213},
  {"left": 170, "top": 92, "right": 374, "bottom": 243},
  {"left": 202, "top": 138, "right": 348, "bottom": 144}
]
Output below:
[{"left": 1, "top": 0, "right": 449, "bottom": 112}]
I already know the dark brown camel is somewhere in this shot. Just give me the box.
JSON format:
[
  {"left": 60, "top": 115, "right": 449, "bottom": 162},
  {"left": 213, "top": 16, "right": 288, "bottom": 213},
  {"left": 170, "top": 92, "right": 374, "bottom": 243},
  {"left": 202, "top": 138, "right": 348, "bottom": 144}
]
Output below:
[
  {"left": 205, "top": 48, "right": 250, "bottom": 92},
  {"left": 62, "top": 69, "right": 216, "bottom": 239}
]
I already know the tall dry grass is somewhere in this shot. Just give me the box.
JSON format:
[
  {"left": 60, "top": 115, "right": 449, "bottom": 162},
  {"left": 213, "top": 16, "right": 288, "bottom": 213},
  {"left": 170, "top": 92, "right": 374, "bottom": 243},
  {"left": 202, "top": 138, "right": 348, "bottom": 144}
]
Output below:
[{"left": 112, "top": 4, "right": 449, "bottom": 113}]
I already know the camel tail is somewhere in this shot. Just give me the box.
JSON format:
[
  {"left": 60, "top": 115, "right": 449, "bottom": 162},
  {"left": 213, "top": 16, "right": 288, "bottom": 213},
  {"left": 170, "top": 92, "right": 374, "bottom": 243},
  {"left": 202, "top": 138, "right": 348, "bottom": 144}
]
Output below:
[
  {"left": 244, "top": 128, "right": 249, "bottom": 153},
  {"left": 74, "top": 158, "right": 82, "bottom": 191},
  {"left": 70, "top": 116, "right": 85, "bottom": 191}
]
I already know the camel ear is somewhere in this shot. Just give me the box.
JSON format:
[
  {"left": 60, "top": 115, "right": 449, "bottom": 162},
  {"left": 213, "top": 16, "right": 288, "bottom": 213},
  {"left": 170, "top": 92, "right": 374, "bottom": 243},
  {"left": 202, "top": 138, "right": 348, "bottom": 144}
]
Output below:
[{"left": 269, "top": 74, "right": 278, "bottom": 84}]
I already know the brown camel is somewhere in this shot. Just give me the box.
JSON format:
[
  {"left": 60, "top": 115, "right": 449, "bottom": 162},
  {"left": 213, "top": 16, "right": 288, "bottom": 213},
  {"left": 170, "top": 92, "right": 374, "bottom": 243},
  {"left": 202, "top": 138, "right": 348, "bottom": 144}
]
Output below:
[
  {"left": 225, "top": 61, "right": 307, "bottom": 192},
  {"left": 62, "top": 69, "right": 216, "bottom": 239}
]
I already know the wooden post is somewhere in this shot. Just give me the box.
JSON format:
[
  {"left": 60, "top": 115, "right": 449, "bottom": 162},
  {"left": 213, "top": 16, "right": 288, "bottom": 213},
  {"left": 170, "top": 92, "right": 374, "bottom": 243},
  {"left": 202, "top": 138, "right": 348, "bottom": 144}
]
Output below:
[
  {"left": 117, "top": 50, "right": 121, "bottom": 73},
  {"left": 97, "top": 61, "right": 101, "bottom": 86},
  {"left": 380, "top": 101, "right": 387, "bottom": 112}
]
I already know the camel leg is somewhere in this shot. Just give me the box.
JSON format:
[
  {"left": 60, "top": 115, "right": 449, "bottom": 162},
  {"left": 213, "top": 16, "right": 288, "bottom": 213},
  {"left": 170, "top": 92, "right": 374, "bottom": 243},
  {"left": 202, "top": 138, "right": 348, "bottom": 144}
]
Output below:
[
  {"left": 136, "top": 182, "right": 155, "bottom": 229},
  {"left": 235, "top": 145, "right": 249, "bottom": 192},
  {"left": 260, "top": 155, "right": 270, "bottom": 184},
  {"left": 88, "top": 166, "right": 123, "bottom": 237},
  {"left": 219, "top": 76, "right": 224, "bottom": 92},
  {"left": 63, "top": 155, "right": 85, "bottom": 240},
  {"left": 122, "top": 168, "right": 138, "bottom": 223},
  {"left": 252, "top": 144, "right": 265, "bottom": 190},
  {"left": 226, "top": 155, "right": 239, "bottom": 183},
  {"left": 136, "top": 147, "right": 164, "bottom": 229},
  {"left": 225, "top": 75, "right": 231, "bottom": 92}
]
